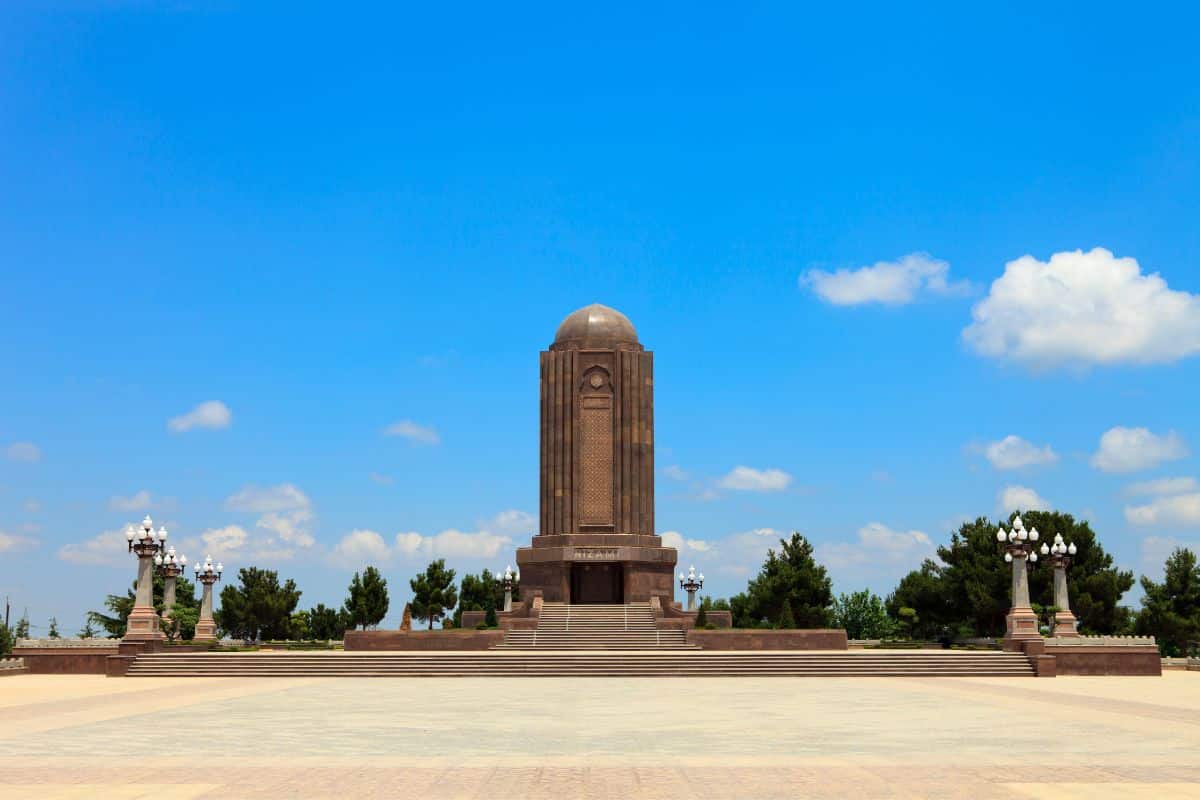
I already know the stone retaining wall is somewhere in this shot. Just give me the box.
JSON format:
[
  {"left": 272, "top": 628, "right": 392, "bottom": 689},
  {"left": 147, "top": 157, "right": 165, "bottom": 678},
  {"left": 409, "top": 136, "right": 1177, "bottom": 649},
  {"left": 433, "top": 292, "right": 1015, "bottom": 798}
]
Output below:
[
  {"left": 344, "top": 630, "right": 505, "bottom": 651},
  {"left": 16, "top": 643, "right": 119, "bottom": 674},
  {"left": 686, "top": 629, "right": 849, "bottom": 650}
]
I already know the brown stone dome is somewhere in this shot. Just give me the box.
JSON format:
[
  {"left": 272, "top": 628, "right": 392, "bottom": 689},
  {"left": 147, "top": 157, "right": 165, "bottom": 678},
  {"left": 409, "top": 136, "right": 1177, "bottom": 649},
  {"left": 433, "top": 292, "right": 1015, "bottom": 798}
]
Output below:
[{"left": 551, "top": 303, "right": 641, "bottom": 349}]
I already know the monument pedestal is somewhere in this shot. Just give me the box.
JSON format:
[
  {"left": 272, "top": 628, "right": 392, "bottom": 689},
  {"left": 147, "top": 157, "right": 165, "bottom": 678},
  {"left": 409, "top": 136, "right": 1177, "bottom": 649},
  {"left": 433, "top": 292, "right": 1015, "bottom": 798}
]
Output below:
[
  {"left": 516, "top": 534, "right": 676, "bottom": 604},
  {"left": 1002, "top": 606, "right": 1041, "bottom": 650},
  {"left": 1052, "top": 610, "right": 1080, "bottom": 637},
  {"left": 193, "top": 619, "right": 218, "bottom": 643},
  {"left": 123, "top": 607, "right": 166, "bottom": 643}
]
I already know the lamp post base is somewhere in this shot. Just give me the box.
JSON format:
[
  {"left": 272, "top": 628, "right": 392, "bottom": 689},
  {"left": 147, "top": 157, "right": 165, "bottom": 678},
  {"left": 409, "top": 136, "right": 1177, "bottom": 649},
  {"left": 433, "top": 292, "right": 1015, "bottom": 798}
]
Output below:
[
  {"left": 124, "top": 607, "right": 166, "bottom": 642},
  {"left": 1052, "top": 611, "right": 1080, "bottom": 637},
  {"left": 1002, "top": 606, "right": 1040, "bottom": 650},
  {"left": 193, "top": 619, "right": 218, "bottom": 643}
]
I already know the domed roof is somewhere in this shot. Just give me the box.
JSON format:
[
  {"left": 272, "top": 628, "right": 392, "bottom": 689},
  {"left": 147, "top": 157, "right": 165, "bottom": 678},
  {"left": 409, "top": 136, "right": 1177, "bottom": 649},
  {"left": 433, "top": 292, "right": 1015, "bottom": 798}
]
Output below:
[{"left": 552, "top": 303, "right": 640, "bottom": 349}]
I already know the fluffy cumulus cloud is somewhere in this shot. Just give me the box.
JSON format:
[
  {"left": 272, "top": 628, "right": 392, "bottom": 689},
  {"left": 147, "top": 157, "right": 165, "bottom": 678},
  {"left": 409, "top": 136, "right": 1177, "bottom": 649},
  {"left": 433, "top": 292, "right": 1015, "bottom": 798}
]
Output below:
[
  {"left": 109, "top": 490, "right": 153, "bottom": 512},
  {"left": 0, "top": 531, "right": 37, "bottom": 553},
  {"left": 717, "top": 466, "right": 792, "bottom": 492},
  {"left": 800, "top": 253, "right": 970, "bottom": 306},
  {"left": 1125, "top": 477, "right": 1199, "bottom": 497},
  {"left": 1125, "top": 474, "right": 1200, "bottom": 528},
  {"left": 332, "top": 529, "right": 392, "bottom": 566},
  {"left": 662, "top": 465, "right": 689, "bottom": 481},
  {"left": 383, "top": 419, "right": 440, "bottom": 445},
  {"left": 332, "top": 510, "right": 534, "bottom": 566},
  {"left": 660, "top": 531, "right": 714, "bottom": 557},
  {"left": 963, "top": 248, "right": 1200, "bottom": 369},
  {"left": 998, "top": 485, "right": 1051, "bottom": 513},
  {"left": 1091, "top": 427, "right": 1188, "bottom": 474},
  {"left": 216, "top": 483, "right": 317, "bottom": 559},
  {"left": 983, "top": 435, "right": 1058, "bottom": 470},
  {"left": 58, "top": 528, "right": 129, "bottom": 566},
  {"left": 6, "top": 442, "right": 42, "bottom": 463},
  {"left": 167, "top": 400, "right": 232, "bottom": 432},
  {"left": 816, "top": 523, "right": 935, "bottom": 573}
]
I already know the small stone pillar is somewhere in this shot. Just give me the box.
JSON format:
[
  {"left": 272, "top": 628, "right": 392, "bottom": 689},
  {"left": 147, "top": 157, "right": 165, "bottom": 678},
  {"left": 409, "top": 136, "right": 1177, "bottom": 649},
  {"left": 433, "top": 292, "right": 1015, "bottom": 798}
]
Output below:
[
  {"left": 125, "top": 544, "right": 164, "bottom": 642},
  {"left": 1005, "top": 553, "right": 1040, "bottom": 644},
  {"left": 1052, "top": 564, "right": 1079, "bottom": 637},
  {"left": 194, "top": 579, "right": 217, "bottom": 643}
]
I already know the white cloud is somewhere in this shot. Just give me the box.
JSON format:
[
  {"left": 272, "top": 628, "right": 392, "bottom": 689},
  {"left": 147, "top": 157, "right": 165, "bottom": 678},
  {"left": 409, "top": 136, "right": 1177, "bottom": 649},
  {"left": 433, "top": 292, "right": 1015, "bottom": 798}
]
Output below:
[
  {"left": 200, "top": 524, "right": 249, "bottom": 553},
  {"left": 662, "top": 465, "right": 689, "bottom": 481},
  {"left": 109, "top": 490, "right": 153, "bottom": 512},
  {"left": 800, "top": 253, "right": 970, "bottom": 306},
  {"left": 394, "top": 532, "right": 425, "bottom": 557},
  {"left": 333, "top": 529, "right": 392, "bottom": 566},
  {"left": 1139, "top": 535, "right": 1200, "bottom": 571},
  {"left": 224, "top": 483, "right": 311, "bottom": 513},
  {"left": 369, "top": 472, "right": 395, "bottom": 486},
  {"left": 1091, "top": 427, "right": 1188, "bottom": 474},
  {"left": 389, "top": 528, "right": 513, "bottom": 560},
  {"left": 817, "top": 523, "right": 935, "bottom": 570},
  {"left": 167, "top": 400, "right": 232, "bottom": 432},
  {"left": 999, "top": 485, "right": 1051, "bottom": 513},
  {"left": 6, "top": 442, "right": 41, "bottom": 463},
  {"left": 660, "top": 531, "right": 714, "bottom": 556},
  {"left": 58, "top": 528, "right": 128, "bottom": 566},
  {"left": 717, "top": 466, "right": 792, "bottom": 492},
  {"left": 1125, "top": 477, "right": 1199, "bottom": 497},
  {"left": 257, "top": 510, "right": 316, "bottom": 547},
  {"left": 1126, "top": 493, "right": 1200, "bottom": 528},
  {"left": 963, "top": 248, "right": 1200, "bottom": 369},
  {"left": 482, "top": 510, "right": 535, "bottom": 537},
  {"left": 0, "top": 532, "right": 36, "bottom": 553},
  {"left": 383, "top": 419, "right": 440, "bottom": 445},
  {"left": 984, "top": 435, "right": 1058, "bottom": 470},
  {"left": 23, "top": 499, "right": 41, "bottom": 514}
]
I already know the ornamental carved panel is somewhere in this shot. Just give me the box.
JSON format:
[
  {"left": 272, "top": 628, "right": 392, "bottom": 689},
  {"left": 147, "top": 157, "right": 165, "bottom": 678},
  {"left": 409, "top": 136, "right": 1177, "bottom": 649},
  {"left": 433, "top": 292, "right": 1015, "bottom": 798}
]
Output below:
[{"left": 580, "top": 395, "right": 613, "bottom": 525}]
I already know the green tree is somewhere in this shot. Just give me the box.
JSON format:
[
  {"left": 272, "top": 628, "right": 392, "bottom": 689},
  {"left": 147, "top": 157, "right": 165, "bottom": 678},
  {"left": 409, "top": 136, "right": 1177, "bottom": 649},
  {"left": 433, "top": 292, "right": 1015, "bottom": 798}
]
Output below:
[
  {"left": 834, "top": 589, "right": 894, "bottom": 639},
  {"left": 308, "top": 604, "right": 349, "bottom": 640},
  {"left": 47, "top": 617, "right": 60, "bottom": 639},
  {"left": 14, "top": 613, "right": 29, "bottom": 640},
  {"left": 483, "top": 595, "right": 498, "bottom": 628},
  {"left": 454, "top": 569, "right": 515, "bottom": 627},
  {"left": 76, "top": 619, "right": 98, "bottom": 639},
  {"left": 164, "top": 604, "right": 199, "bottom": 643},
  {"left": 215, "top": 567, "right": 302, "bottom": 642},
  {"left": 345, "top": 566, "right": 390, "bottom": 630},
  {"left": 730, "top": 532, "right": 833, "bottom": 628},
  {"left": 777, "top": 598, "right": 796, "bottom": 629},
  {"left": 887, "top": 512, "right": 1134, "bottom": 638},
  {"left": 1136, "top": 547, "right": 1200, "bottom": 657},
  {"left": 699, "top": 596, "right": 731, "bottom": 612},
  {"left": 88, "top": 574, "right": 201, "bottom": 639},
  {"left": 409, "top": 560, "right": 458, "bottom": 630},
  {"left": 694, "top": 604, "right": 708, "bottom": 627},
  {"left": 886, "top": 561, "right": 946, "bottom": 639},
  {"left": 0, "top": 621, "right": 12, "bottom": 657}
]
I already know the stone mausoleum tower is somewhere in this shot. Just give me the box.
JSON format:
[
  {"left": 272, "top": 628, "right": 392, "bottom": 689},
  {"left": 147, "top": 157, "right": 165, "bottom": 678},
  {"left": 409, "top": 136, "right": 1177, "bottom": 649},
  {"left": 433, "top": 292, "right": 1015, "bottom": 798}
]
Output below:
[{"left": 515, "top": 304, "right": 677, "bottom": 604}]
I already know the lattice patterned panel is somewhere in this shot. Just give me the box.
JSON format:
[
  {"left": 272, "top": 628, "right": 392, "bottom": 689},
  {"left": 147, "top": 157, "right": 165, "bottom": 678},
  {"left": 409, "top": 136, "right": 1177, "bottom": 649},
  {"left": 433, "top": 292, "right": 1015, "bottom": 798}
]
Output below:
[{"left": 580, "top": 398, "right": 613, "bottom": 524}]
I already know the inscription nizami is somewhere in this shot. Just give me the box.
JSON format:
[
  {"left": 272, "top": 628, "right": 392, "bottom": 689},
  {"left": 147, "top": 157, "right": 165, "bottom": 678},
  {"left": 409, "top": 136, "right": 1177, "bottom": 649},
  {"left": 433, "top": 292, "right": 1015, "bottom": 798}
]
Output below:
[{"left": 572, "top": 548, "right": 618, "bottom": 561}]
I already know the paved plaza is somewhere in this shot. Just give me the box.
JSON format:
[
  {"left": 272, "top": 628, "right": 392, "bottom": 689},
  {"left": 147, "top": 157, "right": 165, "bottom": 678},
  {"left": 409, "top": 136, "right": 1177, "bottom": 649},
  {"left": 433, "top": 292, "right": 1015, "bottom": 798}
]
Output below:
[{"left": 1, "top": 673, "right": 1199, "bottom": 799}]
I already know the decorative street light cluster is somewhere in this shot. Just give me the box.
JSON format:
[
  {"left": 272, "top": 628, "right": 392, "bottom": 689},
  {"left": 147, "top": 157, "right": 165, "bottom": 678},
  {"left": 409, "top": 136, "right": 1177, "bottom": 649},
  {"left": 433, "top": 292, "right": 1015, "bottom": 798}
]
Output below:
[
  {"left": 155, "top": 546, "right": 188, "bottom": 624},
  {"left": 501, "top": 565, "right": 520, "bottom": 613},
  {"left": 995, "top": 516, "right": 1041, "bottom": 644},
  {"left": 679, "top": 564, "right": 704, "bottom": 611},
  {"left": 193, "top": 555, "right": 224, "bottom": 643},
  {"left": 1040, "top": 532, "right": 1080, "bottom": 637},
  {"left": 123, "top": 516, "right": 169, "bottom": 642}
]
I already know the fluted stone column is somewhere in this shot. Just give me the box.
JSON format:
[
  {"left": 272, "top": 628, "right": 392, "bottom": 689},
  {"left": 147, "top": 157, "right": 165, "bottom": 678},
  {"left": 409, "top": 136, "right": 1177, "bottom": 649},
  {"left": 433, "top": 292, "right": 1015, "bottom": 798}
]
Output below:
[
  {"left": 194, "top": 580, "right": 217, "bottom": 643},
  {"left": 124, "top": 549, "right": 163, "bottom": 642},
  {"left": 1052, "top": 564, "right": 1079, "bottom": 637},
  {"left": 1004, "top": 554, "right": 1039, "bottom": 645},
  {"left": 162, "top": 574, "right": 177, "bottom": 621}
]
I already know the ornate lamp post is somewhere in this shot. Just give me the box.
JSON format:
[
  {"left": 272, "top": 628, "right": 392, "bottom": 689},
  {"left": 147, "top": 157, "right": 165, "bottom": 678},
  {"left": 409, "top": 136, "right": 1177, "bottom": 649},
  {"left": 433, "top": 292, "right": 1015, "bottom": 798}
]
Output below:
[
  {"left": 995, "top": 515, "right": 1041, "bottom": 646},
  {"left": 155, "top": 546, "right": 187, "bottom": 623},
  {"left": 192, "top": 555, "right": 223, "bottom": 643},
  {"left": 1040, "top": 533, "right": 1079, "bottom": 637},
  {"left": 679, "top": 564, "right": 704, "bottom": 612},
  {"left": 501, "top": 565, "right": 519, "bottom": 613},
  {"left": 124, "top": 515, "right": 168, "bottom": 642}
]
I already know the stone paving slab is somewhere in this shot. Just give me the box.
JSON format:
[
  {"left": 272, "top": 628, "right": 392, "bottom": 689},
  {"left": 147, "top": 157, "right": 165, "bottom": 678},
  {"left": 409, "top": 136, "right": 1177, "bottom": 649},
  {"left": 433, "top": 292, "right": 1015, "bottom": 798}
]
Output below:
[{"left": 1, "top": 674, "right": 1198, "bottom": 798}]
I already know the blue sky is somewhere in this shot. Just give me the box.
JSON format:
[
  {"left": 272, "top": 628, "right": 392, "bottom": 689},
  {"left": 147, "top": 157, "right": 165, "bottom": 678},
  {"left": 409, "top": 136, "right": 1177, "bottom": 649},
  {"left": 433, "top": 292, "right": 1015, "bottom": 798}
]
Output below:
[{"left": 2, "top": 3, "right": 1199, "bottom": 634}]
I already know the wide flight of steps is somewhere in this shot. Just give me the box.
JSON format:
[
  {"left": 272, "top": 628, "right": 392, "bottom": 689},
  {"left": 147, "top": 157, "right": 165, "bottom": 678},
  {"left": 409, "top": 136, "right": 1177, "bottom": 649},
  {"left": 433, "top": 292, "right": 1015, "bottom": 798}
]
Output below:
[
  {"left": 494, "top": 602, "right": 696, "bottom": 650},
  {"left": 124, "top": 650, "right": 1035, "bottom": 677}
]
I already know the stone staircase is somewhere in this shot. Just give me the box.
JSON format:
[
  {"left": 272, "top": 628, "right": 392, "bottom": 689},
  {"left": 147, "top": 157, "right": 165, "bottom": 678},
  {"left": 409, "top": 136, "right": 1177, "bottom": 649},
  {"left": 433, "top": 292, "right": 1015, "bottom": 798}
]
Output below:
[
  {"left": 494, "top": 602, "right": 697, "bottom": 650},
  {"left": 124, "top": 650, "right": 1035, "bottom": 677}
]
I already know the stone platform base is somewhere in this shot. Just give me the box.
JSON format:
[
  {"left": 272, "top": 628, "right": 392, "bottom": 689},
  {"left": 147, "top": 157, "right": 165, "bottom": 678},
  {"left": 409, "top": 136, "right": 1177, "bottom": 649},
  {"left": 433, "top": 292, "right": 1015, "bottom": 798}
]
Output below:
[
  {"left": 686, "top": 629, "right": 848, "bottom": 650},
  {"left": 344, "top": 630, "right": 506, "bottom": 651}
]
